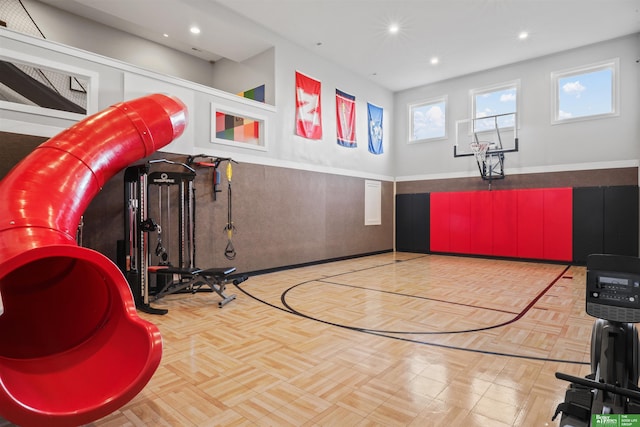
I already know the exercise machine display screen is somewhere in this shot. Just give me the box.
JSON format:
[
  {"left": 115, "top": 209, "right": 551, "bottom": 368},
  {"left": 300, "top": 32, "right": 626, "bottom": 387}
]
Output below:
[{"left": 587, "top": 270, "right": 640, "bottom": 323}]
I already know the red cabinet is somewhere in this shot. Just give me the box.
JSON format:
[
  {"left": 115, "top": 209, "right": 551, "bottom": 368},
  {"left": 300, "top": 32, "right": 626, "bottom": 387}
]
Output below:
[
  {"left": 492, "top": 189, "right": 519, "bottom": 257},
  {"left": 543, "top": 188, "right": 572, "bottom": 261},
  {"left": 449, "top": 192, "right": 471, "bottom": 254},
  {"left": 429, "top": 188, "right": 572, "bottom": 262},
  {"left": 517, "top": 188, "right": 544, "bottom": 259},
  {"left": 469, "top": 191, "right": 493, "bottom": 255},
  {"left": 429, "top": 192, "right": 450, "bottom": 252}
]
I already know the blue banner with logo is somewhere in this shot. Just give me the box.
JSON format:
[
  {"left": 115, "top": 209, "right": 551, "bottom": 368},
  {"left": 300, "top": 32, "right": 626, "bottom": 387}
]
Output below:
[{"left": 367, "top": 103, "right": 383, "bottom": 155}]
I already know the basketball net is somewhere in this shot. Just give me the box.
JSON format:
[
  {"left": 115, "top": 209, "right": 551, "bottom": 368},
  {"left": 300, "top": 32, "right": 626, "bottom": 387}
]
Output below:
[{"left": 469, "top": 141, "right": 490, "bottom": 163}]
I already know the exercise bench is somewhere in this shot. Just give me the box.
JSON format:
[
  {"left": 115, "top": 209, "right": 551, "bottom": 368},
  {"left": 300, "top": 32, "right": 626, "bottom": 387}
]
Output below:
[{"left": 149, "top": 266, "right": 238, "bottom": 307}]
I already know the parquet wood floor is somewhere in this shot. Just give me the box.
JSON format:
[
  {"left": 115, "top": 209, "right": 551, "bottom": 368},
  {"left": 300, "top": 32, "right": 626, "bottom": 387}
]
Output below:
[{"left": 1, "top": 253, "right": 594, "bottom": 426}]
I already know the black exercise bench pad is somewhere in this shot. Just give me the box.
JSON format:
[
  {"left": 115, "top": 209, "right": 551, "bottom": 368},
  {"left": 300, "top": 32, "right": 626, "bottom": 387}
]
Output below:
[
  {"left": 149, "top": 266, "right": 236, "bottom": 276},
  {"left": 149, "top": 266, "right": 201, "bottom": 274},
  {"left": 149, "top": 266, "right": 238, "bottom": 307},
  {"left": 200, "top": 267, "right": 236, "bottom": 276}
]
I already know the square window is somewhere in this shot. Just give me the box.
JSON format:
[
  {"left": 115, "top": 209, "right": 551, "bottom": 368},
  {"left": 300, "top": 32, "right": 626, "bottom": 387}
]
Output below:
[
  {"left": 552, "top": 59, "right": 618, "bottom": 124},
  {"left": 471, "top": 80, "right": 519, "bottom": 132},
  {"left": 408, "top": 96, "right": 447, "bottom": 143},
  {"left": 0, "top": 51, "right": 97, "bottom": 119},
  {"left": 456, "top": 81, "right": 520, "bottom": 155}
]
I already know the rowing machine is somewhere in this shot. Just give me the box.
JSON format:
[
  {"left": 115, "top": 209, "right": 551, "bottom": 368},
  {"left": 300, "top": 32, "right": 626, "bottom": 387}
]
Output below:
[{"left": 553, "top": 254, "right": 640, "bottom": 425}]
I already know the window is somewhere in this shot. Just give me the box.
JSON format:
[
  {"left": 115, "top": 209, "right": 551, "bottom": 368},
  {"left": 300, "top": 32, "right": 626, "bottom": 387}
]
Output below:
[
  {"left": 0, "top": 49, "right": 98, "bottom": 120},
  {"left": 409, "top": 95, "right": 447, "bottom": 143},
  {"left": 551, "top": 59, "right": 618, "bottom": 124},
  {"left": 470, "top": 80, "right": 519, "bottom": 132}
]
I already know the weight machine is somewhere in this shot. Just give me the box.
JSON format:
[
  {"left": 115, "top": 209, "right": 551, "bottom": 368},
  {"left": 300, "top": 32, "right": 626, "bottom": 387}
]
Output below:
[
  {"left": 119, "top": 159, "right": 244, "bottom": 315},
  {"left": 553, "top": 254, "right": 640, "bottom": 425}
]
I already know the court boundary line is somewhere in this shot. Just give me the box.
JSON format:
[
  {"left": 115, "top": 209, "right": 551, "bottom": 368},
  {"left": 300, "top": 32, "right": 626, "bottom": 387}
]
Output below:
[{"left": 234, "top": 257, "right": 587, "bottom": 365}]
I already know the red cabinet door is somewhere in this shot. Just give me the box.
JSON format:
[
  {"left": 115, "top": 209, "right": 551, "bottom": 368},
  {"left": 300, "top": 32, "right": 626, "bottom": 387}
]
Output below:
[
  {"left": 544, "top": 188, "right": 573, "bottom": 261},
  {"left": 449, "top": 192, "right": 471, "bottom": 254},
  {"left": 469, "top": 191, "right": 493, "bottom": 255},
  {"left": 430, "top": 192, "right": 450, "bottom": 252},
  {"left": 492, "top": 190, "right": 518, "bottom": 257},
  {"left": 517, "top": 189, "right": 544, "bottom": 259}
]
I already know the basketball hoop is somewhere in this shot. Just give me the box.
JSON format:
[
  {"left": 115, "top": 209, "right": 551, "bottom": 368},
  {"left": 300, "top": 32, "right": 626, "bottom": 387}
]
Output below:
[
  {"left": 454, "top": 114, "right": 517, "bottom": 189},
  {"left": 469, "top": 141, "right": 490, "bottom": 163}
]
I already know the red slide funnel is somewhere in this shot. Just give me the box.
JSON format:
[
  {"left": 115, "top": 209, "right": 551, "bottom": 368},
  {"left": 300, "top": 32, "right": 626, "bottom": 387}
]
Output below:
[{"left": 0, "top": 94, "right": 187, "bottom": 426}]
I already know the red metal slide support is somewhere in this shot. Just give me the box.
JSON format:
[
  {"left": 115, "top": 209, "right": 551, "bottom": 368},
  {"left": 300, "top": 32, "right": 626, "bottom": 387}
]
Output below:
[{"left": 0, "top": 93, "right": 187, "bottom": 426}]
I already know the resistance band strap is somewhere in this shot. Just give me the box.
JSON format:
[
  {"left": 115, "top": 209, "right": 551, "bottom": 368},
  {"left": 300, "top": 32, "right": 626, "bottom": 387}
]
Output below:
[{"left": 224, "top": 180, "right": 236, "bottom": 260}]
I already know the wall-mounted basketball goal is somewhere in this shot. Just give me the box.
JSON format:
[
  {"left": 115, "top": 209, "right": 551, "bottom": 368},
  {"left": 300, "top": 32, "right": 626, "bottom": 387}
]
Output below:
[{"left": 454, "top": 112, "right": 519, "bottom": 189}]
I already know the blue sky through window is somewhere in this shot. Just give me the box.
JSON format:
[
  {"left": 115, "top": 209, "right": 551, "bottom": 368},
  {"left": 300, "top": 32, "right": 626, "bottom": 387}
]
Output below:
[
  {"left": 474, "top": 87, "right": 516, "bottom": 131},
  {"left": 412, "top": 99, "right": 446, "bottom": 140},
  {"left": 557, "top": 68, "right": 612, "bottom": 120}
]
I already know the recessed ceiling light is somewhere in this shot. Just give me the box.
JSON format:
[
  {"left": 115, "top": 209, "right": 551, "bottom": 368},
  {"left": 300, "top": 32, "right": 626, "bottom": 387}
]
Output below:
[
  {"left": 518, "top": 31, "right": 528, "bottom": 40},
  {"left": 389, "top": 24, "right": 399, "bottom": 34},
  {"left": 163, "top": 33, "right": 169, "bottom": 38},
  {"left": 430, "top": 57, "right": 439, "bottom": 65},
  {"left": 190, "top": 26, "right": 201, "bottom": 35}
]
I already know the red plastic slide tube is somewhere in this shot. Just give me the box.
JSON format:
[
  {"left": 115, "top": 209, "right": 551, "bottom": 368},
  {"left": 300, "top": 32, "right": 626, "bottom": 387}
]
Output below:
[{"left": 0, "top": 93, "right": 187, "bottom": 426}]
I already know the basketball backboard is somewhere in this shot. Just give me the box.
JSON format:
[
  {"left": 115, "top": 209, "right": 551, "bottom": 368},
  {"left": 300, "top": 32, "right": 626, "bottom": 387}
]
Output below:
[{"left": 454, "top": 113, "right": 518, "bottom": 158}]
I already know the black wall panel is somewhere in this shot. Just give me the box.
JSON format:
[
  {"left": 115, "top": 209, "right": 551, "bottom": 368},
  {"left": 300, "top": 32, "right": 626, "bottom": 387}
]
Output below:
[
  {"left": 396, "top": 194, "right": 413, "bottom": 251},
  {"left": 573, "top": 186, "right": 639, "bottom": 263},
  {"left": 573, "top": 187, "right": 604, "bottom": 264},
  {"left": 604, "top": 186, "right": 639, "bottom": 257},
  {"left": 396, "top": 193, "right": 429, "bottom": 253}
]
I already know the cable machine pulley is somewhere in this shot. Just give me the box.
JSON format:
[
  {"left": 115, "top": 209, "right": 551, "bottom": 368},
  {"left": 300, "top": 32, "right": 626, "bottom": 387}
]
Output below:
[{"left": 119, "top": 158, "right": 245, "bottom": 314}]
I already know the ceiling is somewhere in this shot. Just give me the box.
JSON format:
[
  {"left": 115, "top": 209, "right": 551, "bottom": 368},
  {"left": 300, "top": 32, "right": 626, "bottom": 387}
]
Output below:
[{"left": 39, "top": 0, "right": 640, "bottom": 92}]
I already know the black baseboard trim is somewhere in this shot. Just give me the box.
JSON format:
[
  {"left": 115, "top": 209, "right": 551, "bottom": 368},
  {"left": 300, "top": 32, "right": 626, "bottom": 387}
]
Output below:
[
  {"left": 426, "top": 251, "right": 578, "bottom": 266},
  {"left": 237, "top": 249, "right": 394, "bottom": 278}
]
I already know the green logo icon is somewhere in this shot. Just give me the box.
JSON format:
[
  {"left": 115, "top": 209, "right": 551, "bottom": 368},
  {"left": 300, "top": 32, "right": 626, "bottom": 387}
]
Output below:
[
  {"left": 592, "top": 414, "right": 640, "bottom": 426},
  {"left": 593, "top": 414, "right": 618, "bottom": 425}
]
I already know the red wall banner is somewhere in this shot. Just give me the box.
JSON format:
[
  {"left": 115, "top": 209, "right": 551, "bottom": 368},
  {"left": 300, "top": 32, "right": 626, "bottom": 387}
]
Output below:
[{"left": 295, "top": 71, "right": 322, "bottom": 139}]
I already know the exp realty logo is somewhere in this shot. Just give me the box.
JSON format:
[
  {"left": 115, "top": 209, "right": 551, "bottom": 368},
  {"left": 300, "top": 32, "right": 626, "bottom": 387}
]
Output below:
[
  {"left": 593, "top": 415, "right": 619, "bottom": 425},
  {"left": 592, "top": 414, "right": 640, "bottom": 426}
]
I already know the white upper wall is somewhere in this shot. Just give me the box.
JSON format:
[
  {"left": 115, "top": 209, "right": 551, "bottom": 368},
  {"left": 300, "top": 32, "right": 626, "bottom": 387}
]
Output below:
[
  {"left": 204, "top": 31, "right": 396, "bottom": 178},
  {"left": 0, "top": 1, "right": 395, "bottom": 180},
  {"left": 3, "top": 0, "right": 636, "bottom": 182},
  {"left": 211, "top": 48, "right": 276, "bottom": 105},
  {"left": 271, "top": 36, "right": 394, "bottom": 177},
  {"left": 18, "top": 0, "right": 216, "bottom": 87},
  {"left": 394, "top": 34, "right": 640, "bottom": 181}
]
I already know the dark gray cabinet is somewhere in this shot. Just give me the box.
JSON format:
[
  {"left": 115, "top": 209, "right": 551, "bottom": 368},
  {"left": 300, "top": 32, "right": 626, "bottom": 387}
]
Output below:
[
  {"left": 573, "top": 186, "right": 638, "bottom": 263},
  {"left": 395, "top": 193, "right": 429, "bottom": 253}
]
